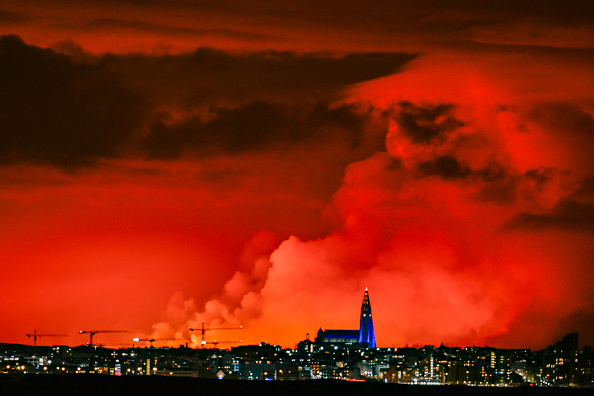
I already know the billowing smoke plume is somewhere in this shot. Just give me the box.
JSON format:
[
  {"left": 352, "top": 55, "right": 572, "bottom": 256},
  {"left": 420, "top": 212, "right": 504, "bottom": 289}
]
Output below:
[{"left": 152, "top": 53, "right": 593, "bottom": 349}]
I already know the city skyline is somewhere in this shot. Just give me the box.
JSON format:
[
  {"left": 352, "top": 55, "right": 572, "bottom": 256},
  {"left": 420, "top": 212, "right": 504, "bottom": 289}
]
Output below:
[
  {"left": 0, "top": 1, "right": 593, "bottom": 350},
  {"left": 1, "top": 330, "right": 591, "bottom": 386}
]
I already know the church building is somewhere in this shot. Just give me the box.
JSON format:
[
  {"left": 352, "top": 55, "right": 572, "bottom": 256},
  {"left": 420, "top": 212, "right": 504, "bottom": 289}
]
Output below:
[{"left": 315, "top": 288, "right": 377, "bottom": 348}]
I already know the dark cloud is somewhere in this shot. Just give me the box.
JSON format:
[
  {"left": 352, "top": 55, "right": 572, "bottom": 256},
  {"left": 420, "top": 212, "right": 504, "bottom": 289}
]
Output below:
[
  {"left": 0, "top": 35, "right": 416, "bottom": 166},
  {"left": 87, "top": 18, "right": 269, "bottom": 41},
  {"left": 418, "top": 156, "right": 517, "bottom": 203},
  {"left": 0, "top": 10, "right": 29, "bottom": 23},
  {"left": 0, "top": 35, "right": 145, "bottom": 167},
  {"left": 528, "top": 101, "right": 594, "bottom": 139},
  {"left": 470, "top": 163, "right": 516, "bottom": 205},
  {"left": 143, "top": 102, "right": 371, "bottom": 158},
  {"left": 475, "top": 177, "right": 517, "bottom": 205},
  {"left": 3, "top": 0, "right": 593, "bottom": 55},
  {"left": 523, "top": 102, "right": 594, "bottom": 174},
  {"left": 396, "top": 101, "right": 464, "bottom": 144},
  {"left": 525, "top": 167, "right": 554, "bottom": 191},
  {"left": 418, "top": 155, "right": 471, "bottom": 180},
  {"left": 100, "top": 49, "right": 417, "bottom": 108},
  {"left": 479, "top": 161, "right": 508, "bottom": 183},
  {"left": 66, "top": 0, "right": 594, "bottom": 32},
  {"left": 503, "top": 185, "right": 594, "bottom": 232},
  {"left": 505, "top": 201, "right": 594, "bottom": 232},
  {"left": 572, "top": 177, "right": 594, "bottom": 201},
  {"left": 50, "top": 40, "right": 93, "bottom": 63}
]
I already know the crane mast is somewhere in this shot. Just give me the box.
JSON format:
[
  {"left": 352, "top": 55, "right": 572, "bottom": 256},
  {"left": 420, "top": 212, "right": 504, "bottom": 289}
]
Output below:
[
  {"left": 79, "top": 330, "right": 128, "bottom": 347},
  {"left": 26, "top": 330, "right": 67, "bottom": 347},
  {"left": 132, "top": 337, "right": 179, "bottom": 348},
  {"left": 189, "top": 321, "right": 242, "bottom": 347}
]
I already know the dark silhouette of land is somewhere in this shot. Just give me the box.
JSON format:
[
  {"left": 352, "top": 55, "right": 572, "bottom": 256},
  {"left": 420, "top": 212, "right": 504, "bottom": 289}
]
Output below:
[{"left": 0, "top": 375, "right": 591, "bottom": 396}]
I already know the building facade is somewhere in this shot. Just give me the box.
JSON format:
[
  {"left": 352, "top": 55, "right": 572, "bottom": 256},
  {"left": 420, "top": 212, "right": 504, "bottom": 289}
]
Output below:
[{"left": 315, "top": 288, "right": 376, "bottom": 348}]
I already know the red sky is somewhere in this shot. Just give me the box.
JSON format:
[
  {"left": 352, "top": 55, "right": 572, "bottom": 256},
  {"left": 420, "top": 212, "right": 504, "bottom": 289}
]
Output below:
[{"left": 0, "top": 1, "right": 593, "bottom": 350}]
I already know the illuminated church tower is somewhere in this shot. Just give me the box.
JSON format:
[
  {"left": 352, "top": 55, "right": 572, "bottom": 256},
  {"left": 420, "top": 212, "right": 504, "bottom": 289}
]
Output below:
[{"left": 358, "top": 287, "right": 376, "bottom": 348}]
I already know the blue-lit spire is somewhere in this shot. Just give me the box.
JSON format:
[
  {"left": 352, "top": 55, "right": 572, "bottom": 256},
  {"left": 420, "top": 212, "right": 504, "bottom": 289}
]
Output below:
[{"left": 358, "top": 287, "right": 376, "bottom": 348}]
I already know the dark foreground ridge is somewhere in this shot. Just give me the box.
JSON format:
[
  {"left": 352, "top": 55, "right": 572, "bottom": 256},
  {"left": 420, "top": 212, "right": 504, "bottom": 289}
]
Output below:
[{"left": 0, "top": 375, "right": 591, "bottom": 396}]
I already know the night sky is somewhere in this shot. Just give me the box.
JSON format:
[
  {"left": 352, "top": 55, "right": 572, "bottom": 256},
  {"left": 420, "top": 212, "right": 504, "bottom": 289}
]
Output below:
[{"left": 1, "top": 1, "right": 593, "bottom": 349}]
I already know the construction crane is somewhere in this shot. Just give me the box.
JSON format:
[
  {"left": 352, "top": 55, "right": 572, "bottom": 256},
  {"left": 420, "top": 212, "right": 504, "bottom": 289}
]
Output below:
[
  {"left": 205, "top": 340, "right": 242, "bottom": 349},
  {"left": 132, "top": 337, "right": 179, "bottom": 348},
  {"left": 79, "top": 330, "right": 128, "bottom": 347},
  {"left": 189, "top": 321, "right": 242, "bottom": 348},
  {"left": 26, "top": 330, "right": 67, "bottom": 347}
]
